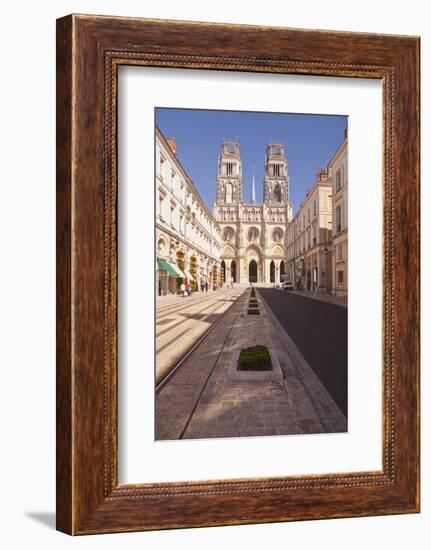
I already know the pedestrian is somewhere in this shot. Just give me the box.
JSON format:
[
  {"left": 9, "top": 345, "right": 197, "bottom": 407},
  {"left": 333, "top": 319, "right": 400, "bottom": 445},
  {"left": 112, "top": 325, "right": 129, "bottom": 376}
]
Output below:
[
  {"left": 180, "top": 282, "right": 186, "bottom": 297},
  {"left": 205, "top": 281, "right": 208, "bottom": 292}
]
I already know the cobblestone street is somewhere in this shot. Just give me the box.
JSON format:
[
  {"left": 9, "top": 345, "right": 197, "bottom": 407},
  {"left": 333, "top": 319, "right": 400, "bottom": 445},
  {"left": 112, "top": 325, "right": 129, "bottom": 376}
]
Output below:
[{"left": 156, "top": 287, "right": 346, "bottom": 440}]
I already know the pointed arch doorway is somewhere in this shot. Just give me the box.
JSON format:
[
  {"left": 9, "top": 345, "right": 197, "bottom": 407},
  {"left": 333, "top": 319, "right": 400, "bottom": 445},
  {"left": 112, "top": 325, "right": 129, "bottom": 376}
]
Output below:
[
  {"left": 221, "top": 260, "right": 226, "bottom": 284},
  {"left": 280, "top": 260, "right": 286, "bottom": 283},
  {"left": 249, "top": 259, "right": 258, "bottom": 283},
  {"left": 270, "top": 260, "right": 275, "bottom": 283},
  {"left": 230, "top": 260, "right": 237, "bottom": 283}
]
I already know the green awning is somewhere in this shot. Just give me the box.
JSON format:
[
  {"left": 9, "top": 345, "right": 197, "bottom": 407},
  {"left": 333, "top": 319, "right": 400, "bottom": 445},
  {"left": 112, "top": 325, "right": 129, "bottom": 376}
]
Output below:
[
  {"left": 158, "top": 258, "right": 179, "bottom": 277},
  {"left": 170, "top": 263, "right": 186, "bottom": 278}
]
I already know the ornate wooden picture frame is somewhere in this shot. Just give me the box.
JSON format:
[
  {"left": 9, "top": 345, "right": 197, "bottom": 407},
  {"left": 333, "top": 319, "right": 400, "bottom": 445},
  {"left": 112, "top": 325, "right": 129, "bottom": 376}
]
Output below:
[{"left": 56, "top": 14, "right": 420, "bottom": 534}]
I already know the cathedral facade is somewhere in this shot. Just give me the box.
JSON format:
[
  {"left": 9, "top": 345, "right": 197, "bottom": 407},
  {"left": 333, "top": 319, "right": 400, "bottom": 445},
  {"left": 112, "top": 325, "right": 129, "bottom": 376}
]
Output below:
[{"left": 213, "top": 140, "right": 293, "bottom": 284}]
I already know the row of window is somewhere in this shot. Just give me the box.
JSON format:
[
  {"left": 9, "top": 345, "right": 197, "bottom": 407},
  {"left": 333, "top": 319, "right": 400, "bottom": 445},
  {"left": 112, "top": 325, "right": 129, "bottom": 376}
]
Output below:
[
  {"left": 293, "top": 190, "right": 333, "bottom": 235},
  {"left": 159, "top": 154, "right": 179, "bottom": 191},
  {"left": 157, "top": 177, "right": 214, "bottom": 236},
  {"left": 223, "top": 183, "right": 284, "bottom": 203},
  {"left": 159, "top": 150, "right": 214, "bottom": 230},
  {"left": 296, "top": 198, "right": 318, "bottom": 231},
  {"left": 217, "top": 211, "right": 286, "bottom": 222},
  {"left": 268, "top": 163, "right": 285, "bottom": 177},
  {"left": 284, "top": 241, "right": 343, "bottom": 264},
  {"left": 286, "top": 227, "right": 320, "bottom": 253},
  {"left": 159, "top": 194, "right": 215, "bottom": 233},
  {"left": 158, "top": 195, "right": 219, "bottom": 247},
  {"left": 286, "top": 241, "right": 343, "bottom": 260},
  {"left": 221, "top": 162, "right": 239, "bottom": 176}
]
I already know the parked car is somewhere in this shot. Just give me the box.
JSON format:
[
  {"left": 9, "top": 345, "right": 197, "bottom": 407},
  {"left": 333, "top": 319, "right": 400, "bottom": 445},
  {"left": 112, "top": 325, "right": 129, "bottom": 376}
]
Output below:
[{"left": 282, "top": 281, "right": 294, "bottom": 290}]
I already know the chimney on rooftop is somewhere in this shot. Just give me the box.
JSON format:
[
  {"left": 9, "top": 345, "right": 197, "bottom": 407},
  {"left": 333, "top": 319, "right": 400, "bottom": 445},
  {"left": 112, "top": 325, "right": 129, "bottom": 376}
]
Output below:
[
  {"left": 166, "top": 137, "right": 177, "bottom": 154},
  {"left": 317, "top": 167, "right": 328, "bottom": 181}
]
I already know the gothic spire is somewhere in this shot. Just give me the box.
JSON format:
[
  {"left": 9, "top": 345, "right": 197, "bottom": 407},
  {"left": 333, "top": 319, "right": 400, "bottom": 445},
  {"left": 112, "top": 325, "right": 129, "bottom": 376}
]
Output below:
[{"left": 251, "top": 166, "right": 256, "bottom": 203}]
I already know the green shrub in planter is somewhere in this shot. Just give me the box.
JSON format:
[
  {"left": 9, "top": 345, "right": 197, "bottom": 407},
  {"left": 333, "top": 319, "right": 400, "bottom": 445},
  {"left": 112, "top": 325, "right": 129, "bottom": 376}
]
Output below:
[{"left": 238, "top": 345, "right": 272, "bottom": 371}]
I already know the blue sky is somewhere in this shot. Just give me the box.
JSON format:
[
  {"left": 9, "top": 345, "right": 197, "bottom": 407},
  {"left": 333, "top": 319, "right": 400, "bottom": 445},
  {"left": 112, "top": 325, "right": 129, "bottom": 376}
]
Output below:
[{"left": 156, "top": 108, "right": 347, "bottom": 213}]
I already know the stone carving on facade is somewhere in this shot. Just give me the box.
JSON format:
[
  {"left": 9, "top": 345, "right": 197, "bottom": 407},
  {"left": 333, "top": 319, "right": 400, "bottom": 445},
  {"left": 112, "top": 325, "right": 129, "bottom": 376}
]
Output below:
[
  {"left": 273, "top": 228, "right": 283, "bottom": 243},
  {"left": 248, "top": 227, "right": 259, "bottom": 242},
  {"left": 157, "top": 237, "right": 166, "bottom": 253},
  {"left": 223, "top": 227, "right": 234, "bottom": 242}
]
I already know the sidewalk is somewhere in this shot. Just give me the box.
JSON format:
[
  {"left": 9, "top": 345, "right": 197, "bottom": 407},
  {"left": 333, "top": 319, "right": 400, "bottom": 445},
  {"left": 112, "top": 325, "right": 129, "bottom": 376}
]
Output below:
[
  {"left": 288, "top": 290, "right": 347, "bottom": 308},
  {"left": 156, "top": 288, "right": 227, "bottom": 310},
  {"left": 156, "top": 287, "right": 245, "bottom": 382}
]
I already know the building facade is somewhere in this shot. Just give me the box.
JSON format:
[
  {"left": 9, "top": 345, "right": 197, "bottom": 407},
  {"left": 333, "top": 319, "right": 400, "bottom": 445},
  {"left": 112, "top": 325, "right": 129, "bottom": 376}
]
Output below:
[
  {"left": 286, "top": 169, "right": 333, "bottom": 291},
  {"left": 329, "top": 133, "right": 348, "bottom": 296},
  {"left": 156, "top": 127, "right": 222, "bottom": 296},
  {"left": 214, "top": 140, "right": 293, "bottom": 284},
  {"left": 155, "top": 126, "right": 347, "bottom": 296}
]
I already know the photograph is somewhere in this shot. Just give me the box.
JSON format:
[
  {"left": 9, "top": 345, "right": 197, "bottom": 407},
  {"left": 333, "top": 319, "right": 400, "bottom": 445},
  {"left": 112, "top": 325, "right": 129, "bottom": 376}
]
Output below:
[
  {"left": 0, "top": 0, "right": 423, "bottom": 544},
  {"left": 155, "top": 108, "right": 348, "bottom": 440}
]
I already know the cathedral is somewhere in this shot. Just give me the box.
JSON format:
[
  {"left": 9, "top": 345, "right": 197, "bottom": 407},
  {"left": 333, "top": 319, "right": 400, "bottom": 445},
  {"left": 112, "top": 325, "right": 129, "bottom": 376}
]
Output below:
[{"left": 214, "top": 140, "right": 293, "bottom": 284}]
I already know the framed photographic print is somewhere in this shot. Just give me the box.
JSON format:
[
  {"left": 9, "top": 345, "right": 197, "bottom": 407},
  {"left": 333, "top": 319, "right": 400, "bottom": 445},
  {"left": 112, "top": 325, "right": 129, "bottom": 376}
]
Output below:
[
  {"left": 153, "top": 107, "right": 348, "bottom": 443},
  {"left": 56, "top": 14, "right": 420, "bottom": 534}
]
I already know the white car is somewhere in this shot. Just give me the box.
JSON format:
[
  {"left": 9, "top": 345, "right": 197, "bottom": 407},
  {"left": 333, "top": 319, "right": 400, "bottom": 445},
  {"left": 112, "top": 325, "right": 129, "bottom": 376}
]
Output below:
[{"left": 282, "top": 281, "right": 294, "bottom": 290}]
